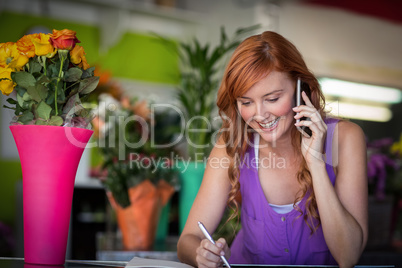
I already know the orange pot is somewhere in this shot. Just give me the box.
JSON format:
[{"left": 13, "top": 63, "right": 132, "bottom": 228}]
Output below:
[{"left": 107, "top": 180, "right": 174, "bottom": 250}]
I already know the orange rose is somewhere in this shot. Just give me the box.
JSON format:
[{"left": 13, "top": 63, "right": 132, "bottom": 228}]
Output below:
[
  {"left": 70, "top": 45, "right": 90, "bottom": 70},
  {"left": 16, "top": 34, "right": 37, "bottom": 58},
  {"left": 49, "top": 29, "right": 80, "bottom": 50}
]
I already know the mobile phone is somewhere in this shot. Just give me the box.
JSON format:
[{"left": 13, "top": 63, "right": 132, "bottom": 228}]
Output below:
[{"left": 296, "top": 78, "right": 312, "bottom": 138}]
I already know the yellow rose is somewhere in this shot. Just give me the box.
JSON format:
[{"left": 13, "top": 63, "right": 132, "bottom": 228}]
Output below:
[
  {"left": 70, "top": 45, "right": 90, "bottom": 70},
  {"left": 0, "top": 42, "right": 28, "bottom": 70},
  {"left": 0, "top": 42, "right": 13, "bottom": 67},
  {"left": 0, "top": 67, "right": 16, "bottom": 95},
  {"left": 16, "top": 34, "right": 37, "bottom": 58},
  {"left": 31, "top": 33, "right": 55, "bottom": 57}
]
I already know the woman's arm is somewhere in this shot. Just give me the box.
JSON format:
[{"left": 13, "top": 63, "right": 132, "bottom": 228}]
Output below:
[
  {"left": 177, "top": 140, "right": 232, "bottom": 267},
  {"left": 309, "top": 121, "right": 368, "bottom": 268},
  {"left": 295, "top": 92, "right": 368, "bottom": 267}
]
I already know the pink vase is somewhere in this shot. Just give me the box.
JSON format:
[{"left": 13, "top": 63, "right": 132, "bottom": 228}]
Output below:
[{"left": 10, "top": 125, "right": 93, "bottom": 265}]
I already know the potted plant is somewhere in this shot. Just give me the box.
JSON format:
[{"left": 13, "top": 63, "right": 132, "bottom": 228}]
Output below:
[
  {"left": 92, "top": 93, "right": 179, "bottom": 250},
  {"left": 1, "top": 29, "right": 99, "bottom": 265},
  {"left": 366, "top": 136, "right": 402, "bottom": 249},
  {"left": 158, "top": 25, "right": 259, "bottom": 232}
]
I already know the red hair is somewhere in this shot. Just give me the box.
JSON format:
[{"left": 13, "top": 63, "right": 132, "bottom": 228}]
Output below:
[{"left": 216, "top": 31, "right": 326, "bottom": 233}]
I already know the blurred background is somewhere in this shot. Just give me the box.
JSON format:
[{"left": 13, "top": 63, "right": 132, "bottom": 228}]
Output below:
[{"left": 0, "top": 0, "right": 401, "bottom": 265}]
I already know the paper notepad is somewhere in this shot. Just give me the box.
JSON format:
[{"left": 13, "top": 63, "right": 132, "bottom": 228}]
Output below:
[{"left": 125, "top": 257, "right": 193, "bottom": 268}]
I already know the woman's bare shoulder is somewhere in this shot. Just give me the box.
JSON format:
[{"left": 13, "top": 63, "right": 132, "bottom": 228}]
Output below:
[
  {"left": 333, "top": 120, "right": 366, "bottom": 167},
  {"left": 203, "top": 136, "right": 232, "bottom": 173},
  {"left": 209, "top": 135, "right": 231, "bottom": 157},
  {"left": 330, "top": 119, "right": 366, "bottom": 168},
  {"left": 336, "top": 120, "right": 366, "bottom": 143}
]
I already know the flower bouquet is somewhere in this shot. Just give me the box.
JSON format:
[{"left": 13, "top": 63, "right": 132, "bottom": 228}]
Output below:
[
  {"left": 0, "top": 29, "right": 99, "bottom": 265},
  {"left": 1, "top": 29, "right": 98, "bottom": 126}
]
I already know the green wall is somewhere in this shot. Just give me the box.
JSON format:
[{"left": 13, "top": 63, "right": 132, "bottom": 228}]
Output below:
[
  {"left": 0, "top": 11, "right": 179, "bottom": 227},
  {"left": 100, "top": 32, "right": 179, "bottom": 82},
  {"left": 0, "top": 11, "right": 179, "bottom": 83}
]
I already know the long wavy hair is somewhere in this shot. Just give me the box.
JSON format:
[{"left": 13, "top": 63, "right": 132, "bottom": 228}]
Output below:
[{"left": 216, "top": 31, "right": 326, "bottom": 233}]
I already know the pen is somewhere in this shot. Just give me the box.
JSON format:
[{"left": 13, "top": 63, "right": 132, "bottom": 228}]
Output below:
[{"left": 197, "top": 221, "right": 231, "bottom": 268}]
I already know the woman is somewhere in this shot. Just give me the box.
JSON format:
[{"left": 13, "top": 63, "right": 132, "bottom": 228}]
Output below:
[{"left": 177, "top": 31, "right": 368, "bottom": 268}]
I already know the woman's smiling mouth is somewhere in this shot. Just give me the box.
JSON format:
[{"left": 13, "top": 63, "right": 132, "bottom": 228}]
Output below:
[{"left": 257, "top": 117, "right": 280, "bottom": 130}]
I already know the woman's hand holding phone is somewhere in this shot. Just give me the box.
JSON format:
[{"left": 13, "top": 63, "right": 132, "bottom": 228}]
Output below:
[
  {"left": 295, "top": 78, "right": 312, "bottom": 138},
  {"left": 294, "top": 79, "right": 327, "bottom": 165}
]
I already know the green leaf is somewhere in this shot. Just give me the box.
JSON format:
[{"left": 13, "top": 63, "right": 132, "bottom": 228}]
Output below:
[
  {"left": 17, "top": 93, "right": 31, "bottom": 110},
  {"left": 22, "top": 92, "right": 32, "bottom": 102},
  {"left": 3, "top": 105, "right": 15, "bottom": 110},
  {"left": 12, "top": 72, "right": 36, "bottom": 89},
  {"left": 64, "top": 67, "right": 83, "bottom": 82},
  {"left": 29, "top": 60, "right": 42, "bottom": 74},
  {"left": 6, "top": 98, "right": 17, "bottom": 105},
  {"left": 65, "top": 85, "right": 80, "bottom": 100},
  {"left": 36, "top": 101, "right": 52, "bottom": 120},
  {"left": 81, "top": 66, "right": 95, "bottom": 79},
  {"left": 15, "top": 103, "right": 21, "bottom": 115},
  {"left": 49, "top": 116, "right": 63, "bottom": 126},
  {"left": 36, "top": 76, "right": 49, "bottom": 99},
  {"left": 35, "top": 119, "right": 47, "bottom": 125},
  {"left": 220, "top": 26, "right": 227, "bottom": 46},
  {"left": 79, "top": 76, "right": 100, "bottom": 95},
  {"left": 18, "top": 111, "right": 34, "bottom": 124},
  {"left": 62, "top": 93, "right": 80, "bottom": 115},
  {"left": 57, "top": 85, "right": 66, "bottom": 102},
  {"left": 15, "top": 85, "right": 26, "bottom": 97},
  {"left": 26, "top": 83, "right": 48, "bottom": 102},
  {"left": 37, "top": 75, "right": 50, "bottom": 85}
]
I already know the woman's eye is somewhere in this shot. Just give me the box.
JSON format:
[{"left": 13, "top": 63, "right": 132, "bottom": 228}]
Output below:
[
  {"left": 238, "top": 99, "right": 251, "bottom": 106},
  {"left": 266, "top": 98, "right": 279, "bottom": 103}
]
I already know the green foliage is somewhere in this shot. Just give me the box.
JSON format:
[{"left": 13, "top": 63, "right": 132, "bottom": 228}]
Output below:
[
  {"left": 4, "top": 55, "right": 99, "bottom": 126},
  {"left": 158, "top": 25, "right": 260, "bottom": 159}
]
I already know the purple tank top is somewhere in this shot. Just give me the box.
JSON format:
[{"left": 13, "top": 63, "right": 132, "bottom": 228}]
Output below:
[{"left": 229, "top": 118, "right": 339, "bottom": 265}]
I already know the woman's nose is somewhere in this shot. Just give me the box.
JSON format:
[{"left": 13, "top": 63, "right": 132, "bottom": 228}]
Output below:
[{"left": 253, "top": 102, "right": 269, "bottom": 121}]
